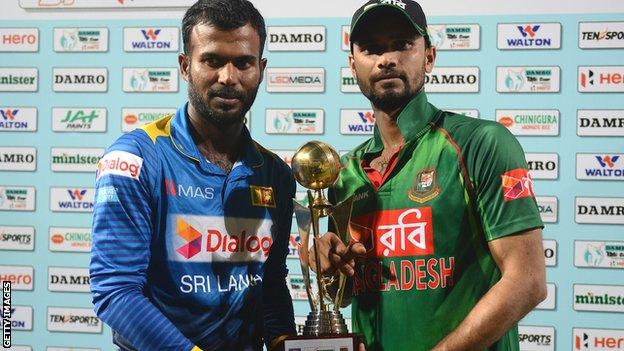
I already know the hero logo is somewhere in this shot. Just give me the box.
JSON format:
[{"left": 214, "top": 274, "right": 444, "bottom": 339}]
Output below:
[
  {"left": 574, "top": 328, "right": 624, "bottom": 350},
  {"left": 174, "top": 217, "right": 273, "bottom": 262},
  {"left": 579, "top": 66, "right": 624, "bottom": 92},
  {"left": 164, "top": 179, "right": 214, "bottom": 199},
  {"left": 96, "top": 150, "right": 143, "bottom": 180},
  {"left": 351, "top": 208, "right": 434, "bottom": 258}
]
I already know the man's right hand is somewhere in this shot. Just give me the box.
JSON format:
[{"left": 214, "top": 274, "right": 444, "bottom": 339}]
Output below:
[{"left": 308, "top": 232, "right": 367, "bottom": 276}]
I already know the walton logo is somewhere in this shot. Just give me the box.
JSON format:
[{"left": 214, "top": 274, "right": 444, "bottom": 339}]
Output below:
[
  {"left": 501, "top": 168, "right": 535, "bottom": 202},
  {"left": 597, "top": 155, "right": 619, "bottom": 168},
  {"left": 141, "top": 28, "right": 160, "bottom": 41},
  {"left": 68, "top": 189, "right": 86, "bottom": 201},
  {"left": 581, "top": 70, "right": 595, "bottom": 87},
  {"left": 0, "top": 109, "right": 17, "bottom": 120},
  {"left": 358, "top": 111, "right": 375, "bottom": 124},
  {"left": 518, "top": 25, "right": 540, "bottom": 37}
]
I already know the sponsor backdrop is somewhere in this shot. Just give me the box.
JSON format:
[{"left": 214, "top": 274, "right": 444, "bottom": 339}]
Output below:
[{"left": 1, "top": 1, "right": 623, "bottom": 350}]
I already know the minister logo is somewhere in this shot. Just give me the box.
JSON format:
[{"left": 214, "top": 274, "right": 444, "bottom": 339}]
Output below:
[
  {"left": 123, "top": 27, "right": 179, "bottom": 52},
  {"left": 497, "top": 23, "right": 561, "bottom": 49},
  {"left": 0, "top": 68, "right": 38, "bottom": 92},
  {"left": 51, "top": 147, "right": 104, "bottom": 172},
  {"left": 54, "top": 27, "right": 108, "bottom": 52},
  {"left": 172, "top": 216, "right": 274, "bottom": 262},
  {"left": 340, "top": 67, "right": 360, "bottom": 93},
  {"left": 573, "top": 284, "right": 624, "bottom": 313},
  {"left": 579, "top": 21, "right": 624, "bottom": 49},
  {"left": 428, "top": 24, "right": 480, "bottom": 50}
]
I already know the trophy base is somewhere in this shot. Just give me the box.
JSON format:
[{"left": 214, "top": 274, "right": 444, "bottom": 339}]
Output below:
[
  {"left": 281, "top": 311, "right": 360, "bottom": 351},
  {"left": 303, "top": 310, "right": 349, "bottom": 335},
  {"left": 283, "top": 334, "right": 360, "bottom": 351}
]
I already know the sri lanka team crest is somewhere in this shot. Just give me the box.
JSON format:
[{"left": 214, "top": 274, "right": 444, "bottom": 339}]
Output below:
[
  {"left": 408, "top": 168, "right": 440, "bottom": 203},
  {"left": 250, "top": 185, "right": 276, "bottom": 208}
]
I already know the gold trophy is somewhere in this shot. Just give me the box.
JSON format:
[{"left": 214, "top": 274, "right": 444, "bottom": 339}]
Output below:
[{"left": 284, "top": 141, "right": 359, "bottom": 350}]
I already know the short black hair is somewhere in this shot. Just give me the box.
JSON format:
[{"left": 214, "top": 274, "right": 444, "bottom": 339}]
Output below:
[{"left": 182, "top": 0, "right": 266, "bottom": 56}]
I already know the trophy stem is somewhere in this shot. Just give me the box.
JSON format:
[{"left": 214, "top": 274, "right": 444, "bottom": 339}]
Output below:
[{"left": 307, "top": 189, "right": 327, "bottom": 312}]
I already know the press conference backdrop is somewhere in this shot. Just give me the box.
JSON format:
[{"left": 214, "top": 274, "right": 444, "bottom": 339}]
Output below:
[{"left": 0, "top": 0, "right": 623, "bottom": 350}]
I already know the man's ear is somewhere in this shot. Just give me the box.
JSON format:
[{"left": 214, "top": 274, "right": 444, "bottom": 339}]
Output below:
[
  {"left": 258, "top": 57, "right": 268, "bottom": 84},
  {"left": 424, "top": 46, "right": 436, "bottom": 74},
  {"left": 348, "top": 53, "right": 357, "bottom": 80},
  {"left": 179, "top": 53, "right": 190, "bottom": 82}
]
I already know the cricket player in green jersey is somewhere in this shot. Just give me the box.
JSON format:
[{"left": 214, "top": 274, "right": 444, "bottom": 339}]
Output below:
[{"left": 311, "top": 1, "right": 547, "bottom": 350}]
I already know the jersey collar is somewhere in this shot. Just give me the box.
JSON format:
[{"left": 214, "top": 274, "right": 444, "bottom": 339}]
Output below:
[
  {"left": 169, "top": 103, "right": 263, "bottom": 173},
  {"left": 365, "top": 89, "right": 439, "bottom": 155}
]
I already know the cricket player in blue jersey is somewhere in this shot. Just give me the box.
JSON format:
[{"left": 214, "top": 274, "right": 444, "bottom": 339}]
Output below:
[{"left": 89, "top": 1, "right": 296, "bottom": 350}]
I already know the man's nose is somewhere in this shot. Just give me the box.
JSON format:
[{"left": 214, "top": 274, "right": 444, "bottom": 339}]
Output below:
[
  {"left": 217, "top": 62, "right": 237, "bottom": 85},
  {"left": 376, "top": 49, "right": 399, "bottom": 70}
]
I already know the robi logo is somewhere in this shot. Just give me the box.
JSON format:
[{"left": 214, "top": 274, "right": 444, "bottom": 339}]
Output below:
[
  {"left": 517, "top": 25, "right": 540, "bottom": 37},
  {"left": 358, "top": 111, "right": 375, "bottom": 124},
  {"left": 501, "top": 168, "right": 535, "bottom": 202},
  {"left": 68, "top": 189, "right": 87, "bottom": 201},
  {"left": 351, "top": 208, "right": 434, "bottom": 258},
  {"left": 141, "top": 29, "right": 161, "bottom": 41},
  {"left": 597, "top": 155, "right": 619, "bottom": 168},
  {"left": 0, "top": 109, "right": 18, "bottom": 120}
]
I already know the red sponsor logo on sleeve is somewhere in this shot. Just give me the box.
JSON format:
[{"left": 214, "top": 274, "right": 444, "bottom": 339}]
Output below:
[{"left": 501, "top": 168, "right": 535, "bottom": 202}]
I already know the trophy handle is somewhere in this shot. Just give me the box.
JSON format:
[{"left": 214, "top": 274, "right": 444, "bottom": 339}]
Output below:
[
  {"left": 293, "top": 199, "right": 317, "bottom": 313},
  {"left": 328, "top": 195, "right": 354, "bottom": 311}
]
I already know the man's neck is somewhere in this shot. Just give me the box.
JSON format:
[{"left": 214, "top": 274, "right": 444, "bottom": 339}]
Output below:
[
  {"left": 373, "top": 105, "right": 405, "bottom": 151},
  {"left": 187, "top": 103, "right": 244, "bottom": 172}
]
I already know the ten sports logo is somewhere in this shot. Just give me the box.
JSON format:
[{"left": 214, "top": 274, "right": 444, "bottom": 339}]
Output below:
[{"left": 96, "top": 150, "right": 143, "bottom": 180}]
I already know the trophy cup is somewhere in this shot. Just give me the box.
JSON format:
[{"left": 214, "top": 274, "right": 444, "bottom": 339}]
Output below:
[{"left": 284, "top": 141, "right": 359, "bottom": 350}]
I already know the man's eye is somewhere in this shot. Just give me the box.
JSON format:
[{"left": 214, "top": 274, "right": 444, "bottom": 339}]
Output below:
[
  {"left": 363, "top": 45, "right": 382, "bottom": 55},
  {"left": 205, "top": 57, "right": 222, "bottom": 67}
]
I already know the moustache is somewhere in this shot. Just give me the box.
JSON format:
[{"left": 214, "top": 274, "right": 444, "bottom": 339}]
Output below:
[{"left": 209, "top": 86, "right": 245, "bottom": 100}]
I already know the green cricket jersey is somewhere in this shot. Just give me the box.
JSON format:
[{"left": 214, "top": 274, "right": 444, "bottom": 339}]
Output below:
[{"left": 330, "top": 90, "right": 543, "bottom": 351}]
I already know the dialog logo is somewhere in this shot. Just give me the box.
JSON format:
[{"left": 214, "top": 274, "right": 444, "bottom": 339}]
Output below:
[
  {"left": 171, "top": 215, "right": 274, "bottom": 262},
  {"left": 0, "top": 107, "right": 37, "bottom": 132},
  {"left": 53, "top": 27, "right": 108, "bottom": 52}
]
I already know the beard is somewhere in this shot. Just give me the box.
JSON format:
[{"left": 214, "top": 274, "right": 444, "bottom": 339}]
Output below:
[
  {"left": 357, "top": 66, "right": 424, "bottom": 111},
  {"left": 187, "top": 70, "right": 259, "bottom": 127}
]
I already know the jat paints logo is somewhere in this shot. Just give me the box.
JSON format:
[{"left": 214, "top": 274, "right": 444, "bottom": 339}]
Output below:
[{"left": 171, "top": 215, "right": 274, "bottom": 262}]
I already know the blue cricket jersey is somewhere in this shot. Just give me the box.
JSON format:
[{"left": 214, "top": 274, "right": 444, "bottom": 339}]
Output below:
[{"left": 90, "top": 103, "right": 296, "bottom": 351}]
